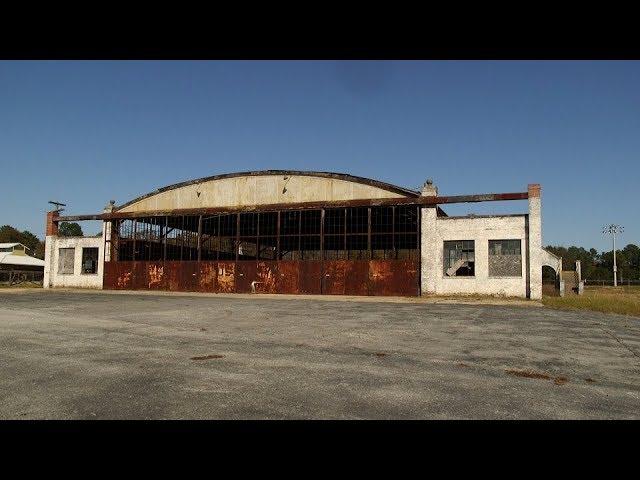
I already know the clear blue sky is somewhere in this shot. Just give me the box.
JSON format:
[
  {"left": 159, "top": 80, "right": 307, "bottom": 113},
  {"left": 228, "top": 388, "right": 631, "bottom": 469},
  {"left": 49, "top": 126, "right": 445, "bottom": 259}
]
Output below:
[{"left": 1, "top": 61, "right": 638, "bottom": 251}]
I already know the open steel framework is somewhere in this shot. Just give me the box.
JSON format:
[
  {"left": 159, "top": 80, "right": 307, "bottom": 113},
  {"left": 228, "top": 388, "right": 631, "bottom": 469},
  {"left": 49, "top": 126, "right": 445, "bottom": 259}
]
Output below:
[
  {"left": 52, "top": 170, "right": 530, "bottom": 297},
  {"left": 104, "top": 205, "right": 421, "bottom": 295}
]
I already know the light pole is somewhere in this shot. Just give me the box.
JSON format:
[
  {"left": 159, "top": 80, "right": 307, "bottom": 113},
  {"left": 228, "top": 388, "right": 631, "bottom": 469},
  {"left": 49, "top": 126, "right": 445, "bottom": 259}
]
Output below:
[{"left": 602, "top": 224, "right": 624, "bottom": 287}]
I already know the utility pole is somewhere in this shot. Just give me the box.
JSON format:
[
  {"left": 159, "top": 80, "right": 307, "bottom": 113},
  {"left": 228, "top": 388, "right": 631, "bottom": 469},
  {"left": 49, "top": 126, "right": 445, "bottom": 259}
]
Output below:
[{"left": 602, "top": 224, "right": 624, "bottom": 287}]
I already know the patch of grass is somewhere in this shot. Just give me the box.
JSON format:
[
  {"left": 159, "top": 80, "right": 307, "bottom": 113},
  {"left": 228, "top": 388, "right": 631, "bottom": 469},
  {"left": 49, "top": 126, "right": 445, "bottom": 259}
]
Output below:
[
  {"left": 0, "top": 283, "right": 42, "bottom": 289},
  {"left": 543, "top": 286, "right": 640, "bottom": 317}
]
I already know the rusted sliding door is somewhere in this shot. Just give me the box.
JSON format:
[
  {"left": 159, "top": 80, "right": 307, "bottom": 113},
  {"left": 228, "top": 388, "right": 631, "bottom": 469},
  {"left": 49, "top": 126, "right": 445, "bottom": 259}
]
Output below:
[
  {"left": 322, "top": 260, "right": 369, "bottom": 295},
  {"left": 235, "top": 261, "right": 258, "bottom": 293},
  {"left": 198, "top": 261, "right": 218, "bottom": 293},
  {"left": 216, "top": 261, "right": 236, "bottom": 293},
  {"left": 104, "top": 261, "right": 134, "bottom": 290},
  {"left": 369, "top": 260, "right": 420, "bottom": 296}
]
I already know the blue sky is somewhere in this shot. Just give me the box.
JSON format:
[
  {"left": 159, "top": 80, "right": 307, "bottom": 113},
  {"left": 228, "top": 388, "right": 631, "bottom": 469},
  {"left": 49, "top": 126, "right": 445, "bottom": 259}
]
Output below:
[{"left": 1, "top": 60, "right": 638, "bottom": 251}]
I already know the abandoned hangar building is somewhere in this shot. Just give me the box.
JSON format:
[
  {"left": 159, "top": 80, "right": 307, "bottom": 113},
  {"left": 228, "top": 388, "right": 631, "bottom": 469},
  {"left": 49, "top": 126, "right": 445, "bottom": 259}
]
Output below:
[{"left": 43, "top": 170, "right": 561, "bottom": 299}]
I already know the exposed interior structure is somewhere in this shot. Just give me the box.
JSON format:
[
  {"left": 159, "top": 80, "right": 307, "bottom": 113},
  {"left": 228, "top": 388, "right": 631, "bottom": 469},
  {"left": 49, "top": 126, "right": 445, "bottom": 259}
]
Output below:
[{"left": 43, "top": 170, "right": 553, "bottom": 298}]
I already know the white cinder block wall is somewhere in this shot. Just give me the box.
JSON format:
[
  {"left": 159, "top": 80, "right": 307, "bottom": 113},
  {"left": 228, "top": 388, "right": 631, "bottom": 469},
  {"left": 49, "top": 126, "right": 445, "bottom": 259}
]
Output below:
[
  {"left": 43, "top": 236, "right": 104, "bottom": 289},
  {"left": 420, "top": 182, "right": 542, "bottom": 299},
  {"left": 421, "top": 214, "right": 529, "bottom": 297}
]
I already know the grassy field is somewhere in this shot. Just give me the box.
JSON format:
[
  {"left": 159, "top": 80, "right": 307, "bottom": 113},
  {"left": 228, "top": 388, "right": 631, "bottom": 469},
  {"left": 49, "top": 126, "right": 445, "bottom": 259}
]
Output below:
[{"left": 543, "top": 285, "right": 640, "bottom": 317}]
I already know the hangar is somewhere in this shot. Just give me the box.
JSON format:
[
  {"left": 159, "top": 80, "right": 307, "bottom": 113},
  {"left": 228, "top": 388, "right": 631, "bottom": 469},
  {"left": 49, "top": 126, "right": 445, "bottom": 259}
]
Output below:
[{"left": 43, "top": 170, "right": 552, "bottom": 299}]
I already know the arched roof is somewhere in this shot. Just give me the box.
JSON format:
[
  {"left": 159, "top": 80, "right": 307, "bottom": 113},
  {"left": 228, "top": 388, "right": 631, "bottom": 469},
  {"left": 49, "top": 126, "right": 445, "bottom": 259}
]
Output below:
[{"left": 116, "top": 170, "right": 420, "bottom": 213}]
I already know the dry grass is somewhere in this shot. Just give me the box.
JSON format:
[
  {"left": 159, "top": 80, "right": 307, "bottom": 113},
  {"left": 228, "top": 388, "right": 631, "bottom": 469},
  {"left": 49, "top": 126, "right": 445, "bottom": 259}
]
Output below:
[
  {"left": 0, "top": 283, "right": 42, "bottom": 289},
  {"left": 543, "top": 285, "right": 640, "bottom": 317}
]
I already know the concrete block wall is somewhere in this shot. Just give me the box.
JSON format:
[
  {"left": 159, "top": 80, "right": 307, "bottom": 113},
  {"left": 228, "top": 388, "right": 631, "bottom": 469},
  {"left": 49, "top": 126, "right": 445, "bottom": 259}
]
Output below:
[
  {"left": 43, "top": 236, "right": 104, "bottom": 289},
  {"left": 420, "top": 183, "right": 543, "bottom": 299},
  {"left": 421, "top": 214, "right": 529, "bottom": 297}
]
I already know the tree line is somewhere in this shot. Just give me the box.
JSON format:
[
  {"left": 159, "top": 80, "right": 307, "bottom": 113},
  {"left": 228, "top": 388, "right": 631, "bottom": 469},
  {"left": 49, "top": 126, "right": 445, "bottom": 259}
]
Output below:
[
  {"left": 544, "top": 244, "right": 640, "bottom": 282},
  {"left": 0, "top": 223, "right": 85, "bottom": 259},
  {"left": 1, "top": 222, "right": 637, "bottom": 281}
]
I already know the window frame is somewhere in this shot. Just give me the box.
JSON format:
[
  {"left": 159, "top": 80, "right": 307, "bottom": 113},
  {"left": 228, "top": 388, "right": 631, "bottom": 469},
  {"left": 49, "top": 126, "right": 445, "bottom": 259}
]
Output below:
[
  {"left": 443, "top": 240, "right": 476, "bottom": 278},
  {"left": 488, "top": 239, "right": 523, "bottom": 278},
  {"left": 58, "top": 247, "right": 75, "bottom": 275},
  {"left": 81, "top": 247, "right": 99, "bottom": 275}
]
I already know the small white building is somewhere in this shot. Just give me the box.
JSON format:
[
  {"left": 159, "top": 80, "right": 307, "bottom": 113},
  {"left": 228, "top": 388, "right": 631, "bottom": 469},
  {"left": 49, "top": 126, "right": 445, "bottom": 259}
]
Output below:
[
  {"left": 43, "top": 236, "right": 104, "bottom": 289},
  {"left": 0, "top": 243, "right": 45, "bottom": 271}
]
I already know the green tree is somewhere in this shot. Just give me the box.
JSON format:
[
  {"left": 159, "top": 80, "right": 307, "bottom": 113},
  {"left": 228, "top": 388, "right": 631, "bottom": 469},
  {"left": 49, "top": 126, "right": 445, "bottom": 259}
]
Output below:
[
  {"left": 58, "top": 222, "right": 83, "bottom": 237},
  {"left": 0, "top": 225, "right": 46, "bottom": 259}
]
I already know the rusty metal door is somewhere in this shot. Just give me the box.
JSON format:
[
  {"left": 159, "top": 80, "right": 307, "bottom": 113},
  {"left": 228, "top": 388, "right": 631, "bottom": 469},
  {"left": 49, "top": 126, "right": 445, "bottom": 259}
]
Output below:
[
  {"left": 198, "top": 261, "right": 218, "bottom": 293},
  {"left": 321, "top": 260, "right": 347, "bottom": 295},
  {"left": 216, "top": 262, "right": 236, "bottom": 293},
  {"left": 144, "top": 261, "right": 166, "bottom": 291},
  {"left": 298, "top": 261, "right": 322, "bottom": 294},
  {"left": 255, "top": 261, "right": 278, "bottom": 293},
  {"left": 322, "top": 260, "right": 369, "bottom": 295},
  {"left": 276, "top": 261, "right": 300, "bottom": 294},
  {"left": 165, "top": 261, "right": 198, "bottom": 291},
  {"left": 369, "top": 260, "right": 420, "bottom": 296},
  {"left": 104, "top": 261, "right": 134, "bottom": 290},
  {"left": 235, "top": 261, "right": 258, "bottom": 293}
]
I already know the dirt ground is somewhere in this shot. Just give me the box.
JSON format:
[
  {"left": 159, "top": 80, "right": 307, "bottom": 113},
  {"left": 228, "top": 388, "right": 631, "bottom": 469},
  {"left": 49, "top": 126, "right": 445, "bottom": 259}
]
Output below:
[{"left": 1, "top": 289, "right": 639, "bottom": 419}]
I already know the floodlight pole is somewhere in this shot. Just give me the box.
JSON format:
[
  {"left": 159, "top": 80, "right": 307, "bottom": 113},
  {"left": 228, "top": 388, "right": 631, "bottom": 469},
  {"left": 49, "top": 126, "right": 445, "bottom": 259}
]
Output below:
[
  {"left": 612, "top": 230, "right": 617, "bottom": 287},
  {"left": 603, "top": 224, "right": 623, "bottom": 287}
]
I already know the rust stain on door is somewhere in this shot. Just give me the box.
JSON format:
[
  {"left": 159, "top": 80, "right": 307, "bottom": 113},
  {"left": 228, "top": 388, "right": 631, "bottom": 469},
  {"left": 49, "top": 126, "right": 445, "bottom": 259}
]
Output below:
[
  {"left": 217, "top": 262, "right": 236, "bottom": 293},
  {"left": 199, "top": 261, "right": 217, "bottom": 292}
]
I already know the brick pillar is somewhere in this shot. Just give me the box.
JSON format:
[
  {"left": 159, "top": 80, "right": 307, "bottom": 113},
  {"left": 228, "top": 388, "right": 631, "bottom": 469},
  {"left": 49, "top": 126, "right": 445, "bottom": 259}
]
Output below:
[
  {"left": 43, "top": 210, "right": 60, "bottom": 288},
  {"left": 46, "top": 210, "right": 59, "bottom": 236},
  {"left": 420, "top": 179, "right": 438, "bottom": 296},
  {"left": 527, "top": 184, "right": 542, "bottom": 300}
]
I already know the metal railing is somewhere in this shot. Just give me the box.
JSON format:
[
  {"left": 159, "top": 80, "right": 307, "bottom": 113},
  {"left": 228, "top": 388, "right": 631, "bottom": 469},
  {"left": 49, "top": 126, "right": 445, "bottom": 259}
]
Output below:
[
  {"left": 0, "top": 270, "right": 44, "bottom": 287},
  {"left": 584, "top": 279, "right": 640, "bottom": 287}
]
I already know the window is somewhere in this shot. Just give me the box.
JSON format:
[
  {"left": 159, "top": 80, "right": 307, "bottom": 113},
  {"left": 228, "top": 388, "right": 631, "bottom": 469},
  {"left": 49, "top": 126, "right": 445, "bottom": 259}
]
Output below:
[
  {"left": 81, "top": 248, "right": 99, "bottom": 274},
  {"left": 488, "top": 239, "right": 522, "bottom": 277},
  {"left": 58, "top": 248, "right": 75, "bottom": 274},
  {"left": 443, "top": 240, "right": 475, "bottom": 277}
]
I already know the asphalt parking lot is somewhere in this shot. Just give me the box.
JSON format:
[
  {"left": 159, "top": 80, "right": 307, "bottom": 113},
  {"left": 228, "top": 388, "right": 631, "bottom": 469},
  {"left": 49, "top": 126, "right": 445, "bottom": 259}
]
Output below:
[{"left": 1, "top": 289, "right": 639, "bottom": 419}]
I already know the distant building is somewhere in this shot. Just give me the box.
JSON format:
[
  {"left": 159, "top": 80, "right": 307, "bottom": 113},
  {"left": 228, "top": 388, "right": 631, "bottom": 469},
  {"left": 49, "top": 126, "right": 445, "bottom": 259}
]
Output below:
[{"left": 0, "top": 243, "right": 45, "bottom": 271}]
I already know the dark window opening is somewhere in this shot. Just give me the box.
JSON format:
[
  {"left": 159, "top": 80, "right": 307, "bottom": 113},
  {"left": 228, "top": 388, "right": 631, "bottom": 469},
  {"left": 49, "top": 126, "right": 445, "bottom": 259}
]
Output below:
[
  {"left": 395, "top": 205, "right": 418, "bottom": 233},
  {"left": 116, "top": 219, "right": 135, "bottom": 261},
  {"left": 281, "top": 211, "right": 299, "bottom": 235},
  {"left": 82, "top": 247, "right": 99, "bottom": 274},
  {"left": 346, "top": 234, "right": 368, "bottom": 260},
  {"left": 371, "top": 206, "right": 393, "bottom": 233},
  {"left": 324, "top": 208, "right": 345, "bottom": 235},
  {"left": 444, "top": 240, "right": 475, "bottom": 277},
  {"left": 347, "top": 207, "right": 368, "bottom": 234},
  {"left": 112, "top": 206, "right": 420, "bottom": 264},
  {"left": 372, "top": 234, "right": 394, "bottom": 260},
  {"left": 324, "top": 234, "right": 346, "bottom": 260},
  {"left": 279, "top": 235, "right": 300, "bottom": 260},
  {"left": 259, "top": 212, "right": 278, "bottom": 236}
]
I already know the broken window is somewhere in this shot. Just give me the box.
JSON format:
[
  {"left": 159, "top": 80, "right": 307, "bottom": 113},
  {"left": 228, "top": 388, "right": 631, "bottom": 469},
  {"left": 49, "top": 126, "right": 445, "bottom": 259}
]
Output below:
[
  {"left": 488, "top": 239, "right": 522, "bottom": 277},
  {"left": 58, "top": 248, "right": 75, "bottom": 274},
  {"left": 81, "top": 247, "right": 99, "bottom": 274},
  {"left": 443, "top": 240, "right": 475, "bottom": 277}
]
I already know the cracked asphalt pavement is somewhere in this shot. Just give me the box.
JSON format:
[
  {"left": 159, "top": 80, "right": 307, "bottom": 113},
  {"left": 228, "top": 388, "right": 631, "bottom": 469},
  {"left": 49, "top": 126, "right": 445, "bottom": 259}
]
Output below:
[{"left": 1, "top": 289, "right": 639, "bottom": 419}]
